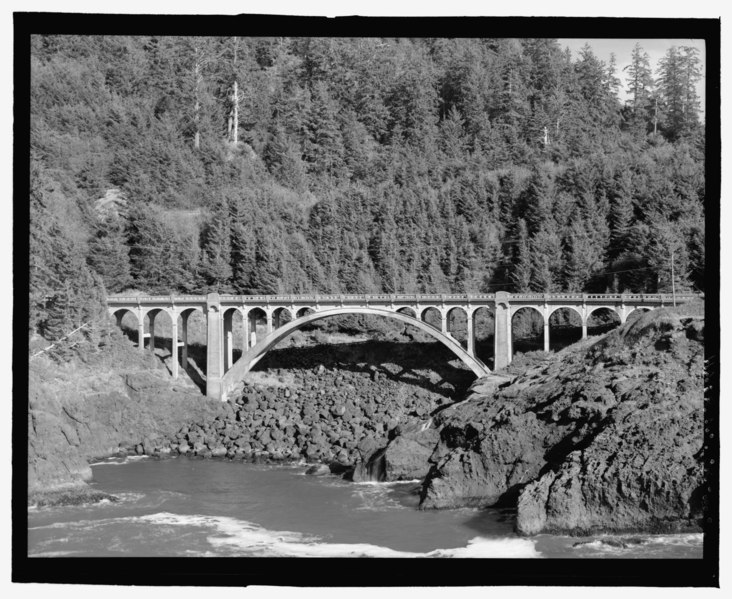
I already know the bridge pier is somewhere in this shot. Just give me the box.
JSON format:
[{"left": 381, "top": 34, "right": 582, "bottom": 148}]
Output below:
[
  {"left": 543, "top": 321, "right": 550, "bottom": 352},
  {"left": 266, "top": 310, "right": 273, "bottom": 335},
  {"left": 169, "top": 314, "right": 178, "bottom": 379},
  {"left": 148, "top": 311, "right": 156, "bottom": 354},
  {"left": 248, "top": 312, "right": 258, "bottom": 348},
  {"left": 224, "top": 310, "right": 234, "bottom": 372},
  {"left": 181, "top": 312, "right": 189, "bottom": 370},
  {"left": 206, "top": 293, "right": 224, "bottom": 400},
  {"left": 493, "top": 292, "right": 511, "bottom": 370},
  {"left": 137, "top": 314, "right": 145, "bottom": 352},
  {"left": 466, "top": 312, "right": 475, "bottom": 356}
]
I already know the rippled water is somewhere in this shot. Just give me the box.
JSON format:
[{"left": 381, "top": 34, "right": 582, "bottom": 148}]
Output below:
[{"left": 27, "top": 457, "right": 703, "bottom": 559}]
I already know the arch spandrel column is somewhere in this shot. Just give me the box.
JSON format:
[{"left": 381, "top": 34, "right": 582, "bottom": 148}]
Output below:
[
  {"left": 265, "top": 307, "right": 274, "bottom": 335},
  {"left": 181, "top": 311, "right": 189, "bottom": 371},
  {"left": 137, "top": 307, "right": 145, "bottom": 352},
  {"left": 170, "top": 309, "right": 179, "bottom": 379},
  {"left": 466, "top": 308, "right": 475, "bottom": 357},
  {"left": 148, "top": 310, "right": 157, "bottom": 354}
]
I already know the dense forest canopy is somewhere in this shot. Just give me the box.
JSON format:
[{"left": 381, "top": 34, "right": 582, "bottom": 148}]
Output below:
[{"left": 28, "top": 36, "right": 706, "bottom": 349}]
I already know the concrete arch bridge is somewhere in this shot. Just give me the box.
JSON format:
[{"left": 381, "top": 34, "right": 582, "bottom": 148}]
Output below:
[{"left": 107, "top": 291, "right": 699, "bottom": 401}]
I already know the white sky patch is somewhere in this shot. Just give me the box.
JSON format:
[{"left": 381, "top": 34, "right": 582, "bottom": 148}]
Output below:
[{"left": 558, "top": 38, "right": 706, "bottom": 114}]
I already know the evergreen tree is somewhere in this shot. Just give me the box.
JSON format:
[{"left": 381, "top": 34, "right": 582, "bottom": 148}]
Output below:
[
  {"left": 511, "top": 219, "right": 533, "bottom": 292},
  {"left": 87, "top": 213, "right": 133, "bottom": 293},
  {"left": 199, "top": 197, "right": 233, "bottom": 291},
  {"left": 624, "top": 43, "right": 655, "bottom": 134}
]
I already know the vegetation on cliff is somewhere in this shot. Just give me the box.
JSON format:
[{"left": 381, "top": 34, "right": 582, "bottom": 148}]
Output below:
[{"left": 28, "top": 36, "right": 705, "bottom": 358}]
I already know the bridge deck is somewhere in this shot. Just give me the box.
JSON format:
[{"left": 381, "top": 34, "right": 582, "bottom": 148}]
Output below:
[{"left": 107, "top": 292, "right": 700, "bottom": 306}]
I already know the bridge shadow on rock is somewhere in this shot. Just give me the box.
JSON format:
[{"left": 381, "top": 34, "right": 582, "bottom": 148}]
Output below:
[{"left": 254, "top": 340, "right": 477, "bottom": 400}]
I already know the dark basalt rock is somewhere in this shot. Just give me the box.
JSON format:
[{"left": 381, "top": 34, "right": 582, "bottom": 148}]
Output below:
[{"left": 419, "top": 309, "right": 705, "bottom": 536}]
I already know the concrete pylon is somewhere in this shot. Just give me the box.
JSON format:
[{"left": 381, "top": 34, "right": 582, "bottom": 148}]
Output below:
[
  {"left": 171, "top": 314, "right": 179, "bottom": 379},
  {"left": 493, "top": 292, "right": 512, "bottom": 371},
  {"left": 181, "top": 312, "right": 189, "bottom": 370},
  {"left": 137, "top": 311, "right": 145, "bottom": 352},
  {"left": 148, "top": 311, "right": 156, "bottom": 354},
  {"left": 223, "top": 310, "right": 234, "bottom": 372},
  {"left": 466, "top": 311, "right": 475, "bottom": 356},
  {"left": 206, "top": 292, "right": 224, "bottom": 400}
]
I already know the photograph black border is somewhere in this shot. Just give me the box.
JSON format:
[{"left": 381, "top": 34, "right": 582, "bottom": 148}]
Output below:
[{"left": 12, "top": 12, "right": 720, "bottom": 587}]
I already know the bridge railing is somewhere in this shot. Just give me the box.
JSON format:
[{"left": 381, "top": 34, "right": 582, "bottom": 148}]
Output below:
[{"left": 107, "top": 292, "right": 703, "bottom": 306}]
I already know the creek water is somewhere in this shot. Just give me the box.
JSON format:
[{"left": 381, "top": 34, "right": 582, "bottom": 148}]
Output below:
[{"left": 28, "top": 456, "right": 703, "bottom": 559}]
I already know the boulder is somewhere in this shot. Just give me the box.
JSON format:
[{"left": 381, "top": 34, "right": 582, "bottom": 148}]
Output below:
[{"left": 305, "top": 464, "right": 331, "bottom": 476}]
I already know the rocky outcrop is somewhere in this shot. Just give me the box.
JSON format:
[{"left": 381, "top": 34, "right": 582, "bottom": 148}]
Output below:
[
  {"left": 158, "top": 363, "right": 450, "bottom": 468},
  {"left": 419, "top": 309, "right": 705, "bottom": 535},
  {"left": 28, "top": 333, "right": 220, "bottom": 495}
]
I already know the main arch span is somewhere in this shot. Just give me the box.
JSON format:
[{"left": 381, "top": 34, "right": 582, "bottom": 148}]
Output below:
[
  {"left": 220, "top": 307, "right": 489, "bottom": 401},
  {"left": 107, "top": 291, "right": 700, "bottom": 400}
]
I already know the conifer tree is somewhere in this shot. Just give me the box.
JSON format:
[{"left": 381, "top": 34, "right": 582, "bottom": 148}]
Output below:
[
  {"left": 87, "top": 213, "right": 133, "bottom": 293},
  {"left": 199, "top": 198, "right": 233, "bottom": 291}
]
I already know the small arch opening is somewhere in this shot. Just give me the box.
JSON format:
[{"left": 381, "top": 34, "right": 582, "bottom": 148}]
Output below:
[
  {"left": 273, "top": 307, "right": 293, "bottom": 329},
  {"left": 223, "top": 308, "right": 245, "bottom": 371},
  {"left": 511, "top": 307, "right": 544, "bottom": 356},
  {"left": 472, "top": 307, "right": 495, "bottom": 368},
  {"left": 421, "top": 307, "right": 442, "bottom": 331},
  {"left": 626, "top": 306, "right": 652, "bottom": 324},
  {"left": 548, "top": 307, "right": 583, "bottom": 351},
  {"left": 446, "top": 307, "right": 468, "bottom": 348},
  {"left": 296, "top": 307, "right": 315, "bottom": 319},
  {"left": 111, "top": 309, "right": 140, "bottom": 347},
  {"left": 178, "top": 308, "right": 207, "bottom": 393},
  {"left": 247, "top": 307, "right": 268, "bottom": 347},
  {"left": 587, "top": 307, "right": 621, "bottom": 336},
  {"left": 396, "top": 307, "right": 417, "bottom": 318}
]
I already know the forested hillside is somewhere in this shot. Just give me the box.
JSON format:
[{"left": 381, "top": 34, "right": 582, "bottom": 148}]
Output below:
[{"left": 28, "top": 36, "right": 705, "bottom": 351}]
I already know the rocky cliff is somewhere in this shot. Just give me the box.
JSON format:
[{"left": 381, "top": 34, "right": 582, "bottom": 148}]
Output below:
[
  {"left": 419, "top": 308, "right": 705, "bottom": 535},
  {"left": 28, "top": 332, "right": 221, "bottom": 498}
]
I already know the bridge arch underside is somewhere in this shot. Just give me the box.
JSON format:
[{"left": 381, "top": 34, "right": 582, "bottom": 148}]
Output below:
[
  {"left": 446, "top": 307, "right": 468, "bottom": 347},
  {"left": 111, "top": 308, "right": 140, "bottom": 346},
  {"left": 587, "top": 307, "right": 621, "bottom": 335},
  {"left": 548, "top": 306, "right": 583, "bottom": 351},
  {"left": 626, "top": 306, "right": 654, "bottom": 323},
  {"left": 511, "top": 306, "right": 545, "bottom": 356},
  {"left": 471, "top": 306, "right": 495, "bottom": 368},
  {"left": 220, "top": 307, "right": 490, "bottom": 400},
  {"left": 420, "top": 306, "right": 443, "bottom": 330}
]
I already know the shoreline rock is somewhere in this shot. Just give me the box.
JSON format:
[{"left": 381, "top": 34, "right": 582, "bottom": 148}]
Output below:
[{"left": 418, "top": 309, "right": 705, "bottom": 536}]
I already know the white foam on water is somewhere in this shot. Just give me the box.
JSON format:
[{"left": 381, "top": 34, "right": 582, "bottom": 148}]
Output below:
[
  {"left": 642, "top": 533, "right": 703, "bottom": 546},
  {"left": 131, "top": 512, "right": 541, "bottom": 558},
  {"left": 352, "top": 479, "right": 422, "bottom": 486},
  {"left": 90, "top": 455, "right": 150, "bottom": 466},
  {"left": 29, "top": 550, "right": 81, "bottom": 557},
  {"left": 571, "top": 532, "right": 703, "bottom": 554},
  {"left": 352, "top": 485, "right": 410, "bottom": 512}
]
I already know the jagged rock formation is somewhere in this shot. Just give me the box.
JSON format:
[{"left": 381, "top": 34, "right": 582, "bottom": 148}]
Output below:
[
  {"left": 419, "top": 308, "right": 705, "bottom": 535},
  {"left": 28, "top": 332, "right": 220, "bottom": 495}
]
